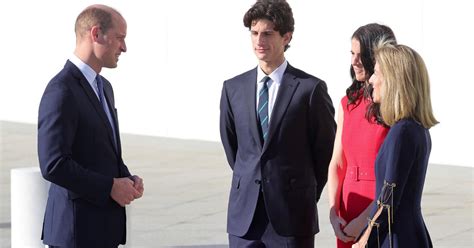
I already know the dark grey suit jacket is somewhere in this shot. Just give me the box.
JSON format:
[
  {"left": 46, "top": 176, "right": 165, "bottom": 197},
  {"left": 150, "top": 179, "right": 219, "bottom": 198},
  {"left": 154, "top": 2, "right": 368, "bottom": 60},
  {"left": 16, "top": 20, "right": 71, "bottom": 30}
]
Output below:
[
  {"left": 38, "top": 60, "right": 131, "bottom": 247},
  {"left": 220, "top": 64, "right": 336, "bottom": 237}
]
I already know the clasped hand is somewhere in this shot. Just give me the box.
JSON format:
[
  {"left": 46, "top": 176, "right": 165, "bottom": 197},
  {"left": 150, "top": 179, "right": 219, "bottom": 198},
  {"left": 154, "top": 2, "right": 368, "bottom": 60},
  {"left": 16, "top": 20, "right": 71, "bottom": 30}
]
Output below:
[
  {"left": 111, "top": 175, "right": 145, "bottom": 207},
  {"left": 329, "top": 209, "right": 356, "bottom": 243}
]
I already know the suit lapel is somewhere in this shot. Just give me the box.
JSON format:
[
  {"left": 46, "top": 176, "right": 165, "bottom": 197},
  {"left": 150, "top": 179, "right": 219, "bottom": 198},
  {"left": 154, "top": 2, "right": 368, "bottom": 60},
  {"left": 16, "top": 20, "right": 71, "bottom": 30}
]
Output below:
[
  {"left": 67, "top": 61, "right": 118, "bottom": 155},
  {"left": 244, "top": 68, "right": 264, "bottom": 150},
  {"left": 103, "top": 85, "right": 122, "bottom": 156},
  {"left": 262, "top": 65, "right": 299, "bottom": 152}
]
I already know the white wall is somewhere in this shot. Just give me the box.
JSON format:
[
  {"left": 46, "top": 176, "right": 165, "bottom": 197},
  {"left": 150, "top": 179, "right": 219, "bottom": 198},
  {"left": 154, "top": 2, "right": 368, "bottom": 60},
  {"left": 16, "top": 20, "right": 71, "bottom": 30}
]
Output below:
[{"left": 1, "top": 0, "right": 472, "bottom": 167}]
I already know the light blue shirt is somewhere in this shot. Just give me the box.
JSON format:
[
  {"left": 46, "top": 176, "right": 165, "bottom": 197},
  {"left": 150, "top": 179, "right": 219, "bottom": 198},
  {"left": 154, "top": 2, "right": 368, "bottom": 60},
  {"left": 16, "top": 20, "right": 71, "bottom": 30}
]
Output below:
[
  {"left": 69, "top": 55, "right": 100, "bottom": 100},
  {"left": 256, "top": 60, "right": 288, "bottom": 123}
]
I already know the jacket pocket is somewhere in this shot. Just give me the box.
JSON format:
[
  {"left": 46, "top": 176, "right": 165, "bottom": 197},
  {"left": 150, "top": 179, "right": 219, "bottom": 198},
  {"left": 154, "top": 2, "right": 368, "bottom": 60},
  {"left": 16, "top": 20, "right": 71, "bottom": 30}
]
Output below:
[{"left": 232, "top": 174, "right": 241, "bottom": 189}]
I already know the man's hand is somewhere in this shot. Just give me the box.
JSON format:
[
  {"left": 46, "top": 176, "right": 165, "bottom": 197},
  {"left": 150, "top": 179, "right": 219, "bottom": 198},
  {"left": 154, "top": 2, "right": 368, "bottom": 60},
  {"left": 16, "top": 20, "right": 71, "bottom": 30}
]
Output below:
[
  {"left": 110, "top": 177, "right": 140, "bottom": 207},
  {"left": 130, "top": 175, "right": 144, "bottom": 199}
]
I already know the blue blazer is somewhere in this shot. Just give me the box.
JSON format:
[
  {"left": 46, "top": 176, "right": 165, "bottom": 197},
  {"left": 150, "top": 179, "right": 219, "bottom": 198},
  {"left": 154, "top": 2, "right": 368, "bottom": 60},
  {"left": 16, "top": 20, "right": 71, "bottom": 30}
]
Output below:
[
  {"left": 38, "top": 61, "right": 131, "bottom": 247},
  {"left": 368, "top": 118, "right": 433, "bottom": 247},
  {"left": 220, "top": 64, "right": 336, "bottom": 237}
]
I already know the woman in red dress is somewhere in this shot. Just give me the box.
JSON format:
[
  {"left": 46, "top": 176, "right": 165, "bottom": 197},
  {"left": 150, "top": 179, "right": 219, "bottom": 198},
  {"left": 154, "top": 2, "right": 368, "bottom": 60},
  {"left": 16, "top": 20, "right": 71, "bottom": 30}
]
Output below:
[{"left": 327, "top": 23, "right": 396, "bottom": 248}]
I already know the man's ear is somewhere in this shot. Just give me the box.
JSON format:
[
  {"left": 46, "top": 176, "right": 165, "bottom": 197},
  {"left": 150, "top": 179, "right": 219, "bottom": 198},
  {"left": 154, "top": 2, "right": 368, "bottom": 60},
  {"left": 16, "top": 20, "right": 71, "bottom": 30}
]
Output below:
[
  {"left": 90, "top": 26, "right": 101, "bottom": 43},
  {"left": 284, "top": 32, "right": 293, "bottom": 46}
]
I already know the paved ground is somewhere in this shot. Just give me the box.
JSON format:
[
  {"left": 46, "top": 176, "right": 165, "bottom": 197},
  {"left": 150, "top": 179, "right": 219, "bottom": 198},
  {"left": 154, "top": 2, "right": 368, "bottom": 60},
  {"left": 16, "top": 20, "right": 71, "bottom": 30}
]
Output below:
[{"left": 0, "top": 120, "right": 472, "bottom": 247}]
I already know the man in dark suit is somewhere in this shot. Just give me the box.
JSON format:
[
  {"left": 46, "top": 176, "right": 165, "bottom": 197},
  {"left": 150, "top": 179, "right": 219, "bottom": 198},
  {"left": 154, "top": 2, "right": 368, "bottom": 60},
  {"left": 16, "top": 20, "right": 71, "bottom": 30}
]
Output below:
[
  {"left": 220, "top": 1, "right": 336, "bottom": 247},
  {"left": 38, "top": 4, "right": 144, "bottom": 248}
]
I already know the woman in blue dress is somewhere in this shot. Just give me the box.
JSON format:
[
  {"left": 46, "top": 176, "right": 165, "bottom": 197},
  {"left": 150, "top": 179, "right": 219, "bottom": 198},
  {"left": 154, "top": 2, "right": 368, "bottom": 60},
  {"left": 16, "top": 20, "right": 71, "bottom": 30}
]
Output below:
[{"left": 362, "top": 41, "right": 439, "bottom": 247}]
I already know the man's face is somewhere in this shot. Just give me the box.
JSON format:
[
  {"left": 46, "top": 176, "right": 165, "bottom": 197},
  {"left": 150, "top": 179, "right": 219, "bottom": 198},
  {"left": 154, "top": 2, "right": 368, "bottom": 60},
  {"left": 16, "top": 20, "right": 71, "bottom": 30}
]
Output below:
[
  {"left": 250, "top": 19, "right": 290, "bottom": 65},
  {"left": 97, "top": 14, "right": 127, "bottom": 69}
]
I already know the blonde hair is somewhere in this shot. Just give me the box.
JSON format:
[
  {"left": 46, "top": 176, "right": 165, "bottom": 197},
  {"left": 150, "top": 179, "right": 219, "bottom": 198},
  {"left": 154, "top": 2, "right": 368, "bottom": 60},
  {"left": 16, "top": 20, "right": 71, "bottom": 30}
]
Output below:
[{"left": 374, "top": 42, "right": 438, "bottom": 128}]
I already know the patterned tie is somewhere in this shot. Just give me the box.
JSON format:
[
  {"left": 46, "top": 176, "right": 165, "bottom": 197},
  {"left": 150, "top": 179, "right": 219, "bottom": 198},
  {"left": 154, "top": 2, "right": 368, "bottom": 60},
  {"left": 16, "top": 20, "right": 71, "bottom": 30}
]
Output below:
[
  {"left": 258, "top": 76, "right": 271, "bottom": 142},
  {"left": 96, "top": 75, "right": 117, "bottom": 149}
]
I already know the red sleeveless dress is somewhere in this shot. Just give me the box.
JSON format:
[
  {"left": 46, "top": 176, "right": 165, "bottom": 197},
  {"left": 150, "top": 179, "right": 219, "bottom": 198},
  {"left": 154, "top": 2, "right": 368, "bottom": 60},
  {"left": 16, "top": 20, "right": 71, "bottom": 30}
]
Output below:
[{"left": 337, "top": 96, "right": 389, "bottom": 248}]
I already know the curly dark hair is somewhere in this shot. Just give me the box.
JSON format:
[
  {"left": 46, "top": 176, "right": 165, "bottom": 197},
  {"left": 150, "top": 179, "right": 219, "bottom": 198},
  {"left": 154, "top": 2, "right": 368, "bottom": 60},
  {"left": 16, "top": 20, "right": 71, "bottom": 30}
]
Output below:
[
  {"left": 243, "top": 0, "right": 294, "bottom": 51},
  {"left": 346, "top": 23, "right": 396, "bottom": 124}
]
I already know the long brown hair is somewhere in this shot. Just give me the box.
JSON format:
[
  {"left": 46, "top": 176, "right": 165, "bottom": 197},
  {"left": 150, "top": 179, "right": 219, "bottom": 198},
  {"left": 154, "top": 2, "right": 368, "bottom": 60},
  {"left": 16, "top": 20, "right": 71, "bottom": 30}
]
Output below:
[{"left": 347, "top": 23, "right": 396, "bottom": 124}]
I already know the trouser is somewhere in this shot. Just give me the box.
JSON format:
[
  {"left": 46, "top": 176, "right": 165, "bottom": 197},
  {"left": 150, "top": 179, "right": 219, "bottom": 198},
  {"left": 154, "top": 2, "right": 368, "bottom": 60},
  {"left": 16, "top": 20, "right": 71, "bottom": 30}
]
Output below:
[{"left": 229, "top": 192, "right": 315, "bottom": 248}]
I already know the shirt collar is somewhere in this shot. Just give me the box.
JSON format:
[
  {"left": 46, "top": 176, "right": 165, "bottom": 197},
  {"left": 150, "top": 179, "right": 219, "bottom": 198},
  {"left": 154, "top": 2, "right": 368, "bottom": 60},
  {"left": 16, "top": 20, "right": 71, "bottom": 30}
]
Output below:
[
  {"left": 69, "top": 54, "right": 98, "bottom": 85},
  {"left": 257, "top": 59, "right": 288, "bottom": 85}
]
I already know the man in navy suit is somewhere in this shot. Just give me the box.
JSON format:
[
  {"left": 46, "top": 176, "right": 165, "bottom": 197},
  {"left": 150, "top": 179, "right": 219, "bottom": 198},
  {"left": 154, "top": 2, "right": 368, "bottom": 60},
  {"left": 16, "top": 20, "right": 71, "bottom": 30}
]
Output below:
[
  {"left": 220, "top": 1, "right": 336, "bottom": 247},
  {"left": 38, "top": 4, "right": 144, "bottom": 248}
]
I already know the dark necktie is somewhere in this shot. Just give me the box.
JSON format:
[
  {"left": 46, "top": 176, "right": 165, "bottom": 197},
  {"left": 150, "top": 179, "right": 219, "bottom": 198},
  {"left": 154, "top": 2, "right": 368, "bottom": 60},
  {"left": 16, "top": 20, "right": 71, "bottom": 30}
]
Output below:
[
  {"left": 258, "top": 76, "right": 271, "bottom": 141},
  {"left": 96, "top": 75, "right": 106, "bottom": 107},
  {"left": 96, "top": 75, "right": 117, "bottom": 149}
]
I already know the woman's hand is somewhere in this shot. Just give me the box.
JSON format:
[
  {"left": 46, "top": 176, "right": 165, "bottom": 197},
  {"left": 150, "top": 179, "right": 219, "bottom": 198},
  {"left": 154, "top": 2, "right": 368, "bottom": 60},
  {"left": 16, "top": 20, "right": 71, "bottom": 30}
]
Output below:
[
  {"left": 330, "top": 208, "right": 355, "bottom": 243},
  {"left": 343, "top": 214, "right": 366, "bottom": 239}
]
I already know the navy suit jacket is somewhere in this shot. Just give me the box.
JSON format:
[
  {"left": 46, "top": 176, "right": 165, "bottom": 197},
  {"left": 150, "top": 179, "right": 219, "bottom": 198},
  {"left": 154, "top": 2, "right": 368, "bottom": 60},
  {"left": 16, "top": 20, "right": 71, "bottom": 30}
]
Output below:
[
  {"left": 220, "top": 64, "right": 336, "bottom": 237},
  {"left": 38, "top": 60, "right": 131, "bottom": 247}
]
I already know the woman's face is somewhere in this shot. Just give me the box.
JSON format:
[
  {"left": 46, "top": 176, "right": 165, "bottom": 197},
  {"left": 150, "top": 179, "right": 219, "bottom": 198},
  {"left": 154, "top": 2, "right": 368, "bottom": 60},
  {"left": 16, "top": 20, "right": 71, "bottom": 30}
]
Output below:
[
  {"left": 351, "top": 38, "right": 367, "bottom": 81},
  {"left": 369, "top": 62, "right": 383, "bottom": 103}
]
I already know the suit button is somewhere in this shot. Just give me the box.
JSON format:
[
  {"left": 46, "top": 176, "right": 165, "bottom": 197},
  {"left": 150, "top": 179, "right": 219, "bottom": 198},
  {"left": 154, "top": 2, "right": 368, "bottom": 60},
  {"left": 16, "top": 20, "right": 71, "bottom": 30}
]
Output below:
[
  {"left": 255, "top": 179, "right": 261, "bottom": 185},
  {"left": 263, "top": 178, "right": 269, "bottom": 183}
]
